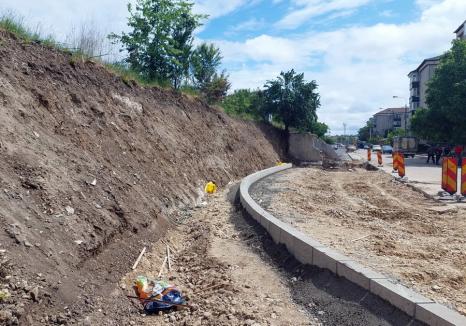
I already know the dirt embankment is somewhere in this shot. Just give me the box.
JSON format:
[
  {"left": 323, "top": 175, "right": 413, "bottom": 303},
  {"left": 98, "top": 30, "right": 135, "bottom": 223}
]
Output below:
[
  {"left": 0, "top": 30, "right": 285, "bottom": 324},
  {"left": 251, "top": 167, "right": 466, "bottom": 316}
]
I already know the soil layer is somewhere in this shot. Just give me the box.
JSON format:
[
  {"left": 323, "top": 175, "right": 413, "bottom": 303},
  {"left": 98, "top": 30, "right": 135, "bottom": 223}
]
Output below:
[
  {"left": 0, "top": 30, "right": 285, "bottom": 325},
  {"left": 251, "top": 167, "right": 466, "bottom": 316}
]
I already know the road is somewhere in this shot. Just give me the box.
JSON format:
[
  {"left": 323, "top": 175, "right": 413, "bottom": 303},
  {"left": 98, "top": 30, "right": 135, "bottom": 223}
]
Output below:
[{"left": 352, "top": 149, "right": 463, "bottom": 197}]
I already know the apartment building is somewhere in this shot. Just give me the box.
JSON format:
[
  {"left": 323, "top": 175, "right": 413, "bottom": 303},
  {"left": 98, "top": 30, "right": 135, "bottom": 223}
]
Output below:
[
  {"left": 408, "top": 56, "right": 441, "bottom": 112},
  {"left": 372, "top": 107, "right": 408, "bottom": 137},
  {"left": 406, "top": 21, "right": 465, "bottom": 128}
]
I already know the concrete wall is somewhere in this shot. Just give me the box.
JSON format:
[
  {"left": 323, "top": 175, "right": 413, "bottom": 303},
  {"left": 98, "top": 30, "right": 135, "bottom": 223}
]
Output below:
[
  {"left": 239, "top": 165, "right": 466, "bottom": 326},
  {"left": 288, "top": 132, "right": 339, "bottom": 162}
]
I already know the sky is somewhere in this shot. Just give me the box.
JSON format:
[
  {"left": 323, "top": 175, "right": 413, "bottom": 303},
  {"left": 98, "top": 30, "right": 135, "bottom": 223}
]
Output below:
[{"left": 1, "top": 0, "right": 466, "bottom": 134}]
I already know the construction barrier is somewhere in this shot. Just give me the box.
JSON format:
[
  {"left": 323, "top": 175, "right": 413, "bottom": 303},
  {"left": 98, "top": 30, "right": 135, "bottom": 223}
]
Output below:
[
  {"left": 397, "top": 154, "right": 405, "bottom": 178},
  {"left": 393, "top": 152, "right": 402, "bottom": 171},
  {"left": 367, "top": 148, "right": 371, "bottom": 162},
  {"left": 462, "top": 159, "right": 466, "bottom": 196},
  {"left": 441, "top": 157, "right": 457, "bottom": 195},
  {"left": 377, "top": 151, "right": 383, "bottom": 166},
  {"left": 442, "top": 159, "right": 448, "bottom": 190}
]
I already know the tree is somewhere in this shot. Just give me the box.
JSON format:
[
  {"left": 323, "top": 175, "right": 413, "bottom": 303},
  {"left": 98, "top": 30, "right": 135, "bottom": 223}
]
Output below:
[
  {"left": 262, "top": 70, "right": 320, "bottom": 133},
  {"left": 358, "top": 119, "right": 374, "bottom": 141},
  {"left": 203, "top": 72, "right": 231, "bottom": 104},
  {"left": 386, "top": 128, "right": 406, "bottom": 145},
  {"left": 191, "top": 43, "right": 222, "bottom": 88},
  {"left": 221, "top": 89, "right": 265, "bottom": 120},
  {"left": 109, "top": 0, "right": 205, "bottom": 88},
  {"left": 190, "top": 43, "right": 230, "bottom": 103},
  {"left": 310, "top": 121, "right": 329, "bottom": 137},
  {"left": 411, "top": 39, "right": 466, "bottom": 144}
]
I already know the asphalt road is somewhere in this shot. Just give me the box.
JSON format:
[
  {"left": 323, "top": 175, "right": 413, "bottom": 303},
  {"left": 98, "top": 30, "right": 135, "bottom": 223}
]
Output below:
[{"left": 352, "top": 149, "right": 462, "bottom": 197}]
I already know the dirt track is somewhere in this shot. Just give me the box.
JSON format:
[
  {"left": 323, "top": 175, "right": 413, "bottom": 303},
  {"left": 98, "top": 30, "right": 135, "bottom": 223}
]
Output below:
[
  {"left": 251, "top": 167, "right": 466, "bottom": 316},
  {"left": 120, "top": 184, "right": 427, "bottom": 326}
]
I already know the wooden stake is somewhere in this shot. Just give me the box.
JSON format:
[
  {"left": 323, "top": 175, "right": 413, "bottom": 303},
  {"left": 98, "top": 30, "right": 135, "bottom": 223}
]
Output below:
[
  {"left": 158, "top": 256, "right": 168, "bottom": 278},
  {"left": 351, "top": 234, "right": 371, "bottom": 242},
  {"left": 132, "top": 247, "right": 146, "bottom": 270},
  {"left": 166, "top": 245, "right": 171, "bottom": 271}
]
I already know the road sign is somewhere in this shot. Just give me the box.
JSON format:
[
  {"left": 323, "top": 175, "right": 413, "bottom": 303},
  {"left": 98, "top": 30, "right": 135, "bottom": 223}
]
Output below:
[{"left": 441, "top": 157, "right": 457, "bottom": 195}]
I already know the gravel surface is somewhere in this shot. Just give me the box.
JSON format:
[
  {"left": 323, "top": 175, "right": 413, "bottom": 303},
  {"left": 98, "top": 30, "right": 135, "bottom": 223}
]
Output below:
[
  {"left": 124, "top": 183, "right": 426, "bottom": 326},
  {"left": 251, "top": 167, "right": 466, "bottom": 316}
]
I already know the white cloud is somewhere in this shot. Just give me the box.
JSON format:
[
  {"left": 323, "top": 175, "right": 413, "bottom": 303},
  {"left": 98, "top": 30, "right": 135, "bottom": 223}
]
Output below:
[
  {"left": 211, "top": 0, "right": 466, "bottom": 134},
  {"left": 276, "top": 0, "right": 372, "bottom": 30},
  {"left": 193, "top": 0, "right": 260, "bottom": 19}
]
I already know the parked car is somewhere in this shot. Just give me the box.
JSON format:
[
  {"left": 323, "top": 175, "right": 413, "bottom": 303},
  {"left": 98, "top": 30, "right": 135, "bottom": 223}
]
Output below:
[
  {"left": 382, "top": 145, "right": 393, "bottom": 154},
  {"left": 372, "top": 145, "right": 382, "bottom": 152},
  {"left": 346, "top": 145, "right": 356, "bottom": 152}
]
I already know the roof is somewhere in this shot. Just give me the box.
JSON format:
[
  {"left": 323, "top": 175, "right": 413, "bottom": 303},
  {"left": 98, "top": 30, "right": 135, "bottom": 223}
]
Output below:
[
  {"left": 374, "top": 107, "right": 407, "bottom": 116},
  {"left": 454, "top": 20, "right": 465, "bottom": 33},
  {"left": 408, "top": 55, "right": 442, "bottom": 76}
]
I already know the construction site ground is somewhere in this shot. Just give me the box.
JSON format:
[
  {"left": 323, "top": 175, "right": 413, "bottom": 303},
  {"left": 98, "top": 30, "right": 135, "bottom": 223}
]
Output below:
[
  {"left": 250, "top": 167, "right": 466, "bottom": 317},
  {"left": 122, "top": 184, "right": 427, "bottom": 326}
]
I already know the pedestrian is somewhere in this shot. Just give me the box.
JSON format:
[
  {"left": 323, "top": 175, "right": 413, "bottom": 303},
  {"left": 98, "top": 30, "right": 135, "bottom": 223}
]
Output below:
[
  {"left": 435, "top": 147, "right": 442, "bottom": 165},
  {"left": 426, "top": 146, "right": 434, "bottom": 164}
]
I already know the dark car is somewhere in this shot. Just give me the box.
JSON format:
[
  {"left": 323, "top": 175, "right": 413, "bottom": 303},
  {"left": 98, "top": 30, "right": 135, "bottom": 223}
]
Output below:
[{"left": 382, "top": 145, "right": 393, "bottom": 154}]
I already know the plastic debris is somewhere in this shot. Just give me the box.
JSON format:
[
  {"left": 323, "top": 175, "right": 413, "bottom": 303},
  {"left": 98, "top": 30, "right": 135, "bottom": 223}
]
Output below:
[
  {"left": 133, "top": 276, "right": 185, "bottom": 313},
  {"left": 204, "top": 181, "right": 217, "bottom": 194}
]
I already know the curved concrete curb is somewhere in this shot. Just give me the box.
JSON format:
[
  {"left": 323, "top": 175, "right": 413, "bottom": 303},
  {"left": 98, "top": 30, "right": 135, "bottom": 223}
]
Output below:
[{"left": 239, "top": 164, "right": 466, "bottom": 326}]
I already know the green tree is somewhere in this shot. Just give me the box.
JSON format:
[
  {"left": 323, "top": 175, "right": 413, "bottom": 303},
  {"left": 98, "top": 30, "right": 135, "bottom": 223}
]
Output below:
[
  {"left": 221, "top": 89, "right": 265, "bottom": 120},
  {"left": 190, "top": 43, "right": 230, "bottom": 103},
  {"left": 109, "top": 0, "right": 206, "bottom": 88},
  {"left": 386, "top": 128, "right": 406, "bottom": 145},
  {"left": 411, "top": 39, "right": 466, "bottom": 144},
  {"left": 309, "top": 121, "right": 329, "bottom": 138},
  {"left": 263, "top": 69, "right": 320, "bottom": 133},
  {"left": 191, "top": 43, "right": 222, "bottom": 88},
  {"left": 358, "top": 119, "right": 374, "bottom": 141},
  {"left": 203, "top": 72, "right": 231, "bottom": 104}
]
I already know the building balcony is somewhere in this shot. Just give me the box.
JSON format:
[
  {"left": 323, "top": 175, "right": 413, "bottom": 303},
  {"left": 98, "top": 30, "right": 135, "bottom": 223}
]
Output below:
[
  {"left": 411, "top": 96, "right": 420, "bottom": 103},
  {"left": 411, "top": 81, "right": 420, "bottom": 89}
]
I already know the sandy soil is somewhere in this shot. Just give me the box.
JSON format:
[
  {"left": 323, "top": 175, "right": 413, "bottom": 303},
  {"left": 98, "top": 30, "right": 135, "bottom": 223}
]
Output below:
[
  {"left": 251, "top": 167, "right": 466, "bottom": 315},
  {"left": 122, "top": 185, "right": 315, "bottom": 326}
]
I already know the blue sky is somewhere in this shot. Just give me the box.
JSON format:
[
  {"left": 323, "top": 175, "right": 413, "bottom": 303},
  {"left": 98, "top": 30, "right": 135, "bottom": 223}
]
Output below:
[{"left": 1, "top": 0, "right": 466, "bottom": 134}]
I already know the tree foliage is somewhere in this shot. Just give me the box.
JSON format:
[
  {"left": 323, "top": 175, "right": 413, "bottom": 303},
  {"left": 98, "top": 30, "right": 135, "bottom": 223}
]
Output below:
[
  {"left": 191, "top": 43, "right": 222, "bottom": 88},
  {"left": 191, "top": 43, "right": 230, "bottom": 103},
  {"left": 221, "top": 89, "right": 265, "bottom": 120},
  {"left": 411, "top": 39, "right": 466, "bottom": 144},
  {"left": 262, "top": 69, "right": 320, "bottom": 133},
  {"left": 109, "top": 0, "right": 206, "bottom": 88}
]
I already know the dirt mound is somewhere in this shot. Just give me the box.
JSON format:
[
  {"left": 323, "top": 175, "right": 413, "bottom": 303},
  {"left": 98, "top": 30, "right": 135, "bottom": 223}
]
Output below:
[{"left": 0, "top": 30, "right": 285, "bottom": 324}]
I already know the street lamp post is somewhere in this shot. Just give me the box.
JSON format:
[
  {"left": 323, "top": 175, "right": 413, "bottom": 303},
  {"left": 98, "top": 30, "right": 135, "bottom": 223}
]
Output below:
[{"left": 393, "top": 95, "right": 408, "bottom": 134}]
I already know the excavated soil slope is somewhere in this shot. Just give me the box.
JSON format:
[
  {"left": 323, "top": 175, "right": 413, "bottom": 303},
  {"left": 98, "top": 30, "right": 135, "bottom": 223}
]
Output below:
[{"left": 0, "top": 30, "right": 285, "bottom": 324}]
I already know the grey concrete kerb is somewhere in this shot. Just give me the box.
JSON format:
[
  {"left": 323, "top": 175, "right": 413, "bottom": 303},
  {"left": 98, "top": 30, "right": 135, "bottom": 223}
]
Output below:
[{"left": 239, "top": 164, "right": 466, "bottom": 326}]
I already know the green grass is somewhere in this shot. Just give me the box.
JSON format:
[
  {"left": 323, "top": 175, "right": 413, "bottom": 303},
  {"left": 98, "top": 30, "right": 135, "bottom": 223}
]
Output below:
[
  {"left": 0, "top": 13, "right": 59, "bottom": 48},
  {"left": 0, "top": 12, "right": 200, "bottom": 98}
]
